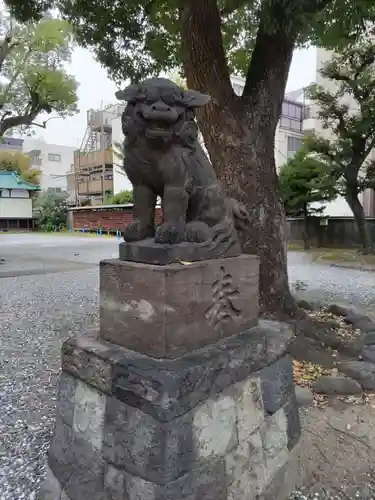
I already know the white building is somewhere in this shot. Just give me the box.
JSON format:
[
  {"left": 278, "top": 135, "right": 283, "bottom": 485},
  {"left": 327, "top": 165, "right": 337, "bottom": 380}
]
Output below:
[
  {"left": 111, "top": 114, "right": 132, "bottom": 195},
  {"left": 22, "top": 138, "right": 76, "bottom": 193},
  {"left": 288, "top": 47, "right": 375, "bottom": 217}
]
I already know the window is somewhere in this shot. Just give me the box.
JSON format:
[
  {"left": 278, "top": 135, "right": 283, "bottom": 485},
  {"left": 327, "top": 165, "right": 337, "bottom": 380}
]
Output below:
[
  {"left": 48, "top": 153, "right": 61, "bottom": 162},
  {"left": 304, "top": 106, "right": 311, "bottom": 119},
  {"left": 290, "top": 120, "right": 302, "bottom": 132},
  {"left": 287, "top": 136, "right": 302, "bottom": 152},
  {"left": 47, "top": 187, "right": 62, "bottom": 193},
  {"left": 32, "top": 154, "right": 42, "bottom": 165},
  {"left": 282, "top": 101, "right": 302, "bottom": 119}
]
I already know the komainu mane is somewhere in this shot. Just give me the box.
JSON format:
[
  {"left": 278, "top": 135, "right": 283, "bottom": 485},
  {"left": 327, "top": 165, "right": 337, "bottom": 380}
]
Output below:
[{"left": 115, "top": 77, "right": 248, "bottom": 257}]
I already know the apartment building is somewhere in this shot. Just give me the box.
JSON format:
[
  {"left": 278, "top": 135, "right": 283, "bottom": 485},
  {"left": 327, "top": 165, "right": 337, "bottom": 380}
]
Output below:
[
  {"left": 289, "top": 47, "right": 375, "bottom": 217},
  {"left": 67, "top": 105, "right": 125, "bottom": 206},
  {"left": 22, "top": 138, "right": 76, "bottom": 194}
]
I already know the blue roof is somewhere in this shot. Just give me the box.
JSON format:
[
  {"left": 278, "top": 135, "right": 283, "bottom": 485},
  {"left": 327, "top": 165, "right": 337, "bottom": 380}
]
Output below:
[{"left": 0, "top": 171, "right": 40, "bottom": 190}]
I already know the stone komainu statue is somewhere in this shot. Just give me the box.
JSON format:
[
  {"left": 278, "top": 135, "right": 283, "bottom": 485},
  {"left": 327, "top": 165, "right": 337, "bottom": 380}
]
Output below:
[{"left": 115, "top": 77, "right": 249, "bottom": 257}]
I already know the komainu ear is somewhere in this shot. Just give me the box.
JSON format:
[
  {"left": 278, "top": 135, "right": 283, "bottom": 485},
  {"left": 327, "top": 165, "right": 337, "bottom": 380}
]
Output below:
[
  {"left": 181, "top": 89, "right": 211, "bottom": 108},
  {"left": 115, "top": 83, "right": 140, "bottom": 102}
]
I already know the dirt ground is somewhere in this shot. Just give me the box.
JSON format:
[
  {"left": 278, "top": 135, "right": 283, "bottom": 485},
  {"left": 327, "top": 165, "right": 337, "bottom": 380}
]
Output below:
[{"left": 294, "top": 400, "right": 375, "bottom": 498}]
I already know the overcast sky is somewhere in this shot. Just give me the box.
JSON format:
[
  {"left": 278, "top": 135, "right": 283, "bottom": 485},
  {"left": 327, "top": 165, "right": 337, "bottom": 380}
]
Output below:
[{"left": 39, "top": 45, "right": 317, "bottom": 147}]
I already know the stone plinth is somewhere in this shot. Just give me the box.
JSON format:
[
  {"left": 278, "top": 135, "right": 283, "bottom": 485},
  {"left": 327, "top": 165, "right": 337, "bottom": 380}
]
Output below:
[
  {"left": 38, "top": 323, "right": 301, "bottom": 500},
  {"left": 100, "top": 255, "right": 259, "bottom": 358},
  {"left": 119, "top": 238, "right": 242, "bottom": 265}
]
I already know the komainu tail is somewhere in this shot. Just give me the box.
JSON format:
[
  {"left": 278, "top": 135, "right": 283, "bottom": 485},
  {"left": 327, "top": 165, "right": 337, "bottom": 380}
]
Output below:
[{"left": 230, "top": 198, "right": 251, "bottom": 233}]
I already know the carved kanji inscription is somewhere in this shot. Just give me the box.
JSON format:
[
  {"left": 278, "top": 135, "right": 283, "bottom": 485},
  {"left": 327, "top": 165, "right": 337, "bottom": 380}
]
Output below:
[{"left": 205, "top": 266, "right": 241, "bottom": 329}]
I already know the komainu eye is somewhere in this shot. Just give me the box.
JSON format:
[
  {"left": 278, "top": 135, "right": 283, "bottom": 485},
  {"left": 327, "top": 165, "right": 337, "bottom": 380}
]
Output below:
[{"left": 162, "top": 91, "right": 176, "bottom": 106}]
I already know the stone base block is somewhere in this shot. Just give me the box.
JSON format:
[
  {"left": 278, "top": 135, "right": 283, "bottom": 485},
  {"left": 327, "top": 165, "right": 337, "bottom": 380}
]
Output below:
[
  {"left": 38, "top": 322, "right": 301, "bottom": 500},
  {"left": 100, "top": 254, "right": 259, "bottom": 358},
  {"left": 119, "top": 238, "right": 242, "bottom": 265}
]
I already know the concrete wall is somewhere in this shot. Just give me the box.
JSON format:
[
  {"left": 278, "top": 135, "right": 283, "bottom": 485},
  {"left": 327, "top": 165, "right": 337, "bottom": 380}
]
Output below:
[
  {"left": 22, "top": 138, "right": 75, "bottom": 192},
  {"left": 0, "top": 197, "right": 32, "bottom": 218},
  {"left": 287, "top": 216, "right": 375, "bottom": 248}
]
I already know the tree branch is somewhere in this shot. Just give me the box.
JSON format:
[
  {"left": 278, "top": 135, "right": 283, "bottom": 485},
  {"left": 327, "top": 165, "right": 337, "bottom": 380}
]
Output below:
[
  {"left": 364, "top": 136, "right": 375, "bottom": 160},
  {"left": 243, "top": 0, "right": 331, "bottom": 102},
  {"left": 0, "top": 35, "right": 19, "bottom": 72},
  {"left": 0, "top": 111, "right": 40, "bottom": 136},
  {"left": 180, "top": 0, "right": 234, "bottom": 101}
]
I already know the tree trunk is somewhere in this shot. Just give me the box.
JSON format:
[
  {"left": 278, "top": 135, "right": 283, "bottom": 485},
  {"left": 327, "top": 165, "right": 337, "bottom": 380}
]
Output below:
[
  {"left": 180, "top": 0, "right": 297, "bottom": 316},
  {"left": 346, "top": 189, "right": 371, "bottom": 253},
  {"left": 303, "top": 203, "right": 310, "bottom": 250}
]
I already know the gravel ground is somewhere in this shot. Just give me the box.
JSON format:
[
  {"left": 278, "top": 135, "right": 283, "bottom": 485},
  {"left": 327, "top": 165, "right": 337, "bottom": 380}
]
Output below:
[
  {"left": 0, "top": 234, "right": 118, "bottom": 499},
  {"left": 1, "top": 234, "right": 375, "bottom": 499},
  {"left": 288, "top": 251, "right": 375, "bottom": 319}
]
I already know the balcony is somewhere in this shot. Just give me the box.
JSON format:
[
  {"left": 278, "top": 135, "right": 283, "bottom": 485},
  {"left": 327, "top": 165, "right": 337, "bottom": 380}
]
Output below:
[
  {"left": 74, "top": 150, "right": 113, "bottom": 169},
  {"left": 78, "top": 178, "right": 113, "bottom": 195}
]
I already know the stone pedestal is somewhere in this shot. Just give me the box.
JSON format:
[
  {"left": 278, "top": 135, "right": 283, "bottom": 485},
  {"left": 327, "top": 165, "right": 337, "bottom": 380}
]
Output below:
[
  {"left": 39, "top": 323, "right": 300, "bottom": 500},
  {"left": 39, "top": 247, "right": 301, "bottom": 500},
  {"left": 100, "top": 255, "right": 259, "bottom": 358}
]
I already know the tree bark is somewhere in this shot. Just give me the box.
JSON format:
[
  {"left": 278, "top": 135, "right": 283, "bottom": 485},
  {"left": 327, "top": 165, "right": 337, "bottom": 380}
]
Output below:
[
  {"left": 346, "top": 189, "right": 371, "bottom": 253},
  {"left": 181, "top": 0, "right": 297, "bottom": 316}
]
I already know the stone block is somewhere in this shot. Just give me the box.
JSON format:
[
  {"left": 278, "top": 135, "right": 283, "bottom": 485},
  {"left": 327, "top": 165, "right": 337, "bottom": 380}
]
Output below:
[
  {"left": 225, "top": 431, "right": 267, "bottom": 500},
  {"left": 364, "top": 332, "right": 375, "bottom": 346},
  {"left": 362, "top": 345, "right": 375, "bottom": 364},
  {"left": 73, "top": 381, "right": 106, "bottom": 450},
  {"left": 259, "top": 356, "right": 294, "bottom": 414},
  {"left": 313, "top": 375, "right": 362, "bottom": 395},
  {"left": 62, "top": 335, "right": 113, "bottom": 394},
  {"left": 99, "top": 256, "right": 259, "bottom": 358},
  {"left": 57, "top": 373, "right": 77, "bottom": 427},
  {"left": 41, "top": 322, "right": 301, "bottom": 500},
  {"left": 48, "top": 417, "right": 105, "bottom": 500},
  {"left": 235, "top": 378, "right": 264, "bottom": 442},
  {"left": 62, "top": 323, "right": 293, "bottom": 423},
  {"left": 123, "top": 461, "right": 227, "bottom": 500},
  {"left": 104, "top": 464, "right": 127, "bottom": 500},
  {"left": 119, "top": 238, "right": 242, "bottom": 265},
  {"left": 261, "top": 408, "right": 289, "bottom": 483},
  {"left": 103, "top": 396, "right": 195, "bottom": 483},
  {"left": 258, "top": 444, "right": 303, "bottom": 500},
  {"left": 37, "top": 466, "right": 61, "bottom": 500},
  {"left": 283, "top": 393, "right": 301, "bottom": 450},
  {"left": 339, "top": 361, "right": 375, "bottom": 390},
  {"left": 193, "top": 394, "right": 237, "bottom": 459}
]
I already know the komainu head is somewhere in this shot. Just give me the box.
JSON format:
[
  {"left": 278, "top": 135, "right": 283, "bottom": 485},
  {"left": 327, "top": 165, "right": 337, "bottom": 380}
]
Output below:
[{"left": 115, "top": 78, "right": 210, "bottom": 146}]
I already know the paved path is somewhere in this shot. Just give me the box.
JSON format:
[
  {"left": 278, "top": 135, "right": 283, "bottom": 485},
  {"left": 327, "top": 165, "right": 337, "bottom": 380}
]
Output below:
[{"left": 1, "top": 234, "right": 375, "bottom": 499}]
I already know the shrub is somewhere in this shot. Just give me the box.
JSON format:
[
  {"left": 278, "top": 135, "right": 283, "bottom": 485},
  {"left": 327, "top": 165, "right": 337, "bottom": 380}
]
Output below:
[{"left": 35, "top": 191, "right": 68, "bottom": 231}]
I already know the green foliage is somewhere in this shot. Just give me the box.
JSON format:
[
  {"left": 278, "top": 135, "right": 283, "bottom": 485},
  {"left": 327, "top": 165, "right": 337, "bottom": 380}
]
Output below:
[
  {"left": 106, "top": 190, "right": 133, "bottom": 205},
  {"left": 304, "top": 38, "right": 375, "bottom": 197},
  {"left": 0, "top": 14, "right": 78, "bottom": 136},
  {"left": 0, "top": 149, "right": 40, "bottom": 184},
  {"left": 4, "top": 0, "right": 262, "bottom": 82},
  {"left": 35, "top": 191, "right": 68, "bottom": 231},
  {"left": 3, "top": 0, "right": 356, "bottom": 84},
  {"left": 279, "top": 149, "right": 337, "bottom": 216},
  {"left": 306, "top": 0, "right": 375, "bottom": 50}
]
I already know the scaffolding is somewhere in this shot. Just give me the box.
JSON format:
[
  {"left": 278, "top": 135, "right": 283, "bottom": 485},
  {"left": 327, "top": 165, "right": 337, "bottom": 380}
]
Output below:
[{"left": 73, "top": 103, "right": 124, "bottom": 205}]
